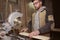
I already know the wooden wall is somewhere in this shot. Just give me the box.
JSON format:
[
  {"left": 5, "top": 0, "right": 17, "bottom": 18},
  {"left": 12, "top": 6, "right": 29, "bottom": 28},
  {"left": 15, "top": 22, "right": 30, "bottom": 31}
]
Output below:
[{"left": 0, "top": 0, "right": 53, "bottom": 29}]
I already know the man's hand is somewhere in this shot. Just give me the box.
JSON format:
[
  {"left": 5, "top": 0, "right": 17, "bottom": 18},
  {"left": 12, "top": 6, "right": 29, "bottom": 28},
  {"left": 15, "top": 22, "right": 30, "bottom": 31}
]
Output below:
[
  {"left": 21, "top": 28, "right": 28, "bottom": 32},
  {"left": 28, "top": 30, "right": 40, "bottom": 38}
]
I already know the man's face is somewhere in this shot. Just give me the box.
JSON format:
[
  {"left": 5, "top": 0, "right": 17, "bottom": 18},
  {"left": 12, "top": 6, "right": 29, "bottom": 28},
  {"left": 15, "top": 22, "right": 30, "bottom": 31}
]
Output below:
[{"left": 33, "top": 0, "right": 42, "bottom": 10}]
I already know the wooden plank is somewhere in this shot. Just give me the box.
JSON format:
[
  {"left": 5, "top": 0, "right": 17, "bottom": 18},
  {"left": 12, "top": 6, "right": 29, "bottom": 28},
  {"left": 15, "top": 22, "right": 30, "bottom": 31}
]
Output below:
[{"left": 19, "top": 32, "right": 50, "bottom": 40}]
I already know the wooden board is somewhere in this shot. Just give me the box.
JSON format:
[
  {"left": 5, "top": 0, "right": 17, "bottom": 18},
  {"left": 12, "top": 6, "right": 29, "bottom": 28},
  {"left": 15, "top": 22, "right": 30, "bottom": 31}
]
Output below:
[{"left": 19, "top": 32, "right": 50, "bottom": 40}]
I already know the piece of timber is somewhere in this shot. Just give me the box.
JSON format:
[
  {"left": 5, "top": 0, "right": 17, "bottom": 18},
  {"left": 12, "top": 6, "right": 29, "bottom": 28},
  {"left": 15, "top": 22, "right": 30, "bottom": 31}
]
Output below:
[{"left": 19, "top": 32, "right": 50, "bottom": 40}]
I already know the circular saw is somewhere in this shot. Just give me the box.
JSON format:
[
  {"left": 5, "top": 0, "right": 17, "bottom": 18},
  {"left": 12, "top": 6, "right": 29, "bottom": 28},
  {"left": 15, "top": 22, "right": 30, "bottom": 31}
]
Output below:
[
  {"left": 8, "top": 11, "right": 23, "bottom": 27},
  {"left": 2, "top": 11, "right": 23, "bottom": 33}
]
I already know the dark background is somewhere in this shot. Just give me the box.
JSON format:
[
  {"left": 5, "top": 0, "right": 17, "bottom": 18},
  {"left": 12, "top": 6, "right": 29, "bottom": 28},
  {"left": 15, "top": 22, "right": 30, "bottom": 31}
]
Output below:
[
  {"left": 51, "top": 0, "right": 60, "bottom": 40},
  {"left": 52, "top": 0, "right": 60, "bottom": 28}
]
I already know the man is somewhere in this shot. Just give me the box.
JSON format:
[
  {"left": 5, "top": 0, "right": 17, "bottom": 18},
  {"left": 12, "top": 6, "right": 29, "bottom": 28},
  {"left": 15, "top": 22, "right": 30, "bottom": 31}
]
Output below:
[
  {"left": 21, "top": 0, "right": 54, "bottom": 38},
  {"left": 29, "top": 0, "right": 50, "bottom": 37}
]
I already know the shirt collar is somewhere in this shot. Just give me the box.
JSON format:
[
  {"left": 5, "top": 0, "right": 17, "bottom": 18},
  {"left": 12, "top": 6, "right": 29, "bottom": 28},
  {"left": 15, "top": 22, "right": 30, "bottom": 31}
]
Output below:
[{"left": 37, "top": 6, "right": 46, "bottom": 12}]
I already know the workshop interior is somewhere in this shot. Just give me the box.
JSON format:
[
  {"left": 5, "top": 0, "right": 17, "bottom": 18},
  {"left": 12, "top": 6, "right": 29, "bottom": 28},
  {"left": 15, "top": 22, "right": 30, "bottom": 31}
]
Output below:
[{"left": 0, "top": 0, "right": 60, "bottom": 40}]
